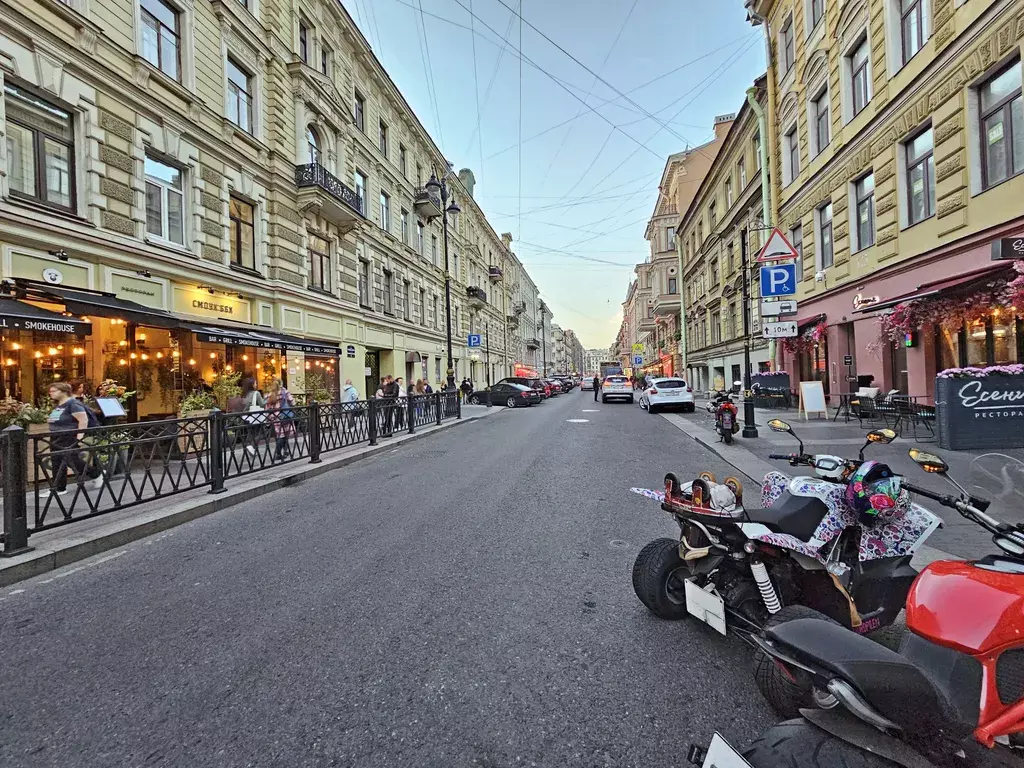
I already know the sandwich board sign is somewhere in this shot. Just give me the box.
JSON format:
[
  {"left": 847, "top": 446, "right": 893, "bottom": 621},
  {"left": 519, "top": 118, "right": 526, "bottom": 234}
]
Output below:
[
  {"left": 757, "top": 227, "right": 801, "bottom": 262},
  {"left": 799, "top": 381, "right": 828, "bottom": 420}
]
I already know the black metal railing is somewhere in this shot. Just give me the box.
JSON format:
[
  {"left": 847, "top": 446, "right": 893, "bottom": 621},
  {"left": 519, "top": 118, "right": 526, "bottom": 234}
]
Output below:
[
  {"left": 0, "top": 393, "right": 462, "bottom": 553},
  {"left": 295, "top": 163, "right": 363, "bottom": 216},
  {"left": 467, "top": 285, "right": 487, "bottom": 303}
]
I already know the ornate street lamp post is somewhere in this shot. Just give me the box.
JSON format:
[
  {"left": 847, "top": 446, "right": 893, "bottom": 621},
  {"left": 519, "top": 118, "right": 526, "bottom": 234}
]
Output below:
[{"left": 425, "top": 173, "right": 461, "bottom": 391}]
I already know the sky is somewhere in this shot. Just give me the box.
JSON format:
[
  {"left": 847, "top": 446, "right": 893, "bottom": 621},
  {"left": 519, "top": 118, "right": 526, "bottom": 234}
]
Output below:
[{"left": 340, "top": 0, "right": 766, "bottom": 349}]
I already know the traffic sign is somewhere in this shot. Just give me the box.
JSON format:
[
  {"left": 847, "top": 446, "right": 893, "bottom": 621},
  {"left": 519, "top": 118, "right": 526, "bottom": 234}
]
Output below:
[
  {"left": 757, "top": 227, "right": 801, "bottom": 262},
  {"left": 632, "top": 343, "right": 644, "bottom": 353},
  {"left": 762, "top": 321, "right": 798, "bottom": 339},
  {"left": 759, "top": 264, "right": 797, "bottom": 297},
  {"left": 633, "top": 355, "right": 643, "bottom": 366},
  {"left": 467, "top": 334, "right": 481, "bottom": 348},
  {"left": 761, "top": 299, "right": 797, "bottom": 317}
]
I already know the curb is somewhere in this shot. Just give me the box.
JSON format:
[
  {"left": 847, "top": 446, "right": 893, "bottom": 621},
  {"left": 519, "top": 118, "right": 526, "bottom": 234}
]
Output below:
[{"left": 0, "top": 412, "right": 496, "bottom": 587}]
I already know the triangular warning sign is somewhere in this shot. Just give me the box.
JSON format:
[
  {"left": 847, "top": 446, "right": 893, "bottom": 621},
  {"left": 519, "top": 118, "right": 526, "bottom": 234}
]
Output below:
[{"left": 757, "top": 228, "right": 800, "bottom": 262}]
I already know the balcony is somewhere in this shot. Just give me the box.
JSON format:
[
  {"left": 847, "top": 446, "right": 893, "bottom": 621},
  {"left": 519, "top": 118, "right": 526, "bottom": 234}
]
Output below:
[
  {"left": 506, "top": 314, "right": 520, "bottom": 329},
  {"left": 513, "top": 300, "right": 526, "bottom": 316},
  {"left": 295, "top": 164, "right": 363, "bottom": 228},
  {"left": 653, "top": 293, "right": 681, "bottom": 318},
  {"left": 639, "top": 313, "right": 656, "bottom": 332},
  {"left": 526, "top": 337, "right": 540, "bottom": 350},
  {"left": 488, "top": 265, "right": 503, "bottom": 281},
  {"left": 414, "top": 186, "right": 442, "bottom": 220},
  {"left": 467, "top": 285, "right": 487, "bottom": 309}
]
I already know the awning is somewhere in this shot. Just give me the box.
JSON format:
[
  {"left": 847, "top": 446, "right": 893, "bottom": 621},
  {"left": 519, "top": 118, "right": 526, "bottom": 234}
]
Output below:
[
  {"left": 0, "top": 298, "right": 92, "bottom": 335},
  {"left": 12, "top": 280, "right": 178, "bottom": 328},
  {"left": 180, "top": 322, "right": 341, "bottom": 355},
  {"left": 853, "top": 264, "right": 1010, "bottom": 314}
]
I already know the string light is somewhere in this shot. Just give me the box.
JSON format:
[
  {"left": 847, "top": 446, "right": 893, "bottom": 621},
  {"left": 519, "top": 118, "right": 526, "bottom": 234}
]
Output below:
[
  {"left": 188, "top": 358, "right": 196, "bottom": 366},
  {"left": 155, "top": 352, "right": 164, "bottom": 359},
  {"left": 57, "top": 345, "right": 63, "bottom": 351},
  {"left": 34, "top": 351, "right": 42, "bottom": 359},
  {"left": 256, "top": 363, "right": 261, "bottom": 369},
  {"left": 129, "top": 353, "right": 138, "bottom": 360},
  {"left": 209, "top": 352, "right": 217, "bottom": 359},
  {"left": 137, "top": 333, "right": 147, "bottom": 342},
  {"left": 118, "top": 339, "right": 128, "bottom": 347},
  {"left": 4, "top": 358, "right": 14, "bottom": 367},
  {"left": 172, "top": 350, "right": 180, "bottom": 358},
  {"left": 141, "top": 353, "right": 149, "bottom": 360},
  {"left": 11, "top": 343, "right": 21, "bottom": 350},
  {"left": 48, "top": 347, "right": 58, "bottom": 356},
  {"left": 119, "top": 358, "right": 128, "bottom": 366},
  {"left": 225, "top": 364, "right": 233, "bottom": 372},
  {"left": 242, "top": 354, "right": 249, "bottom": 361}
]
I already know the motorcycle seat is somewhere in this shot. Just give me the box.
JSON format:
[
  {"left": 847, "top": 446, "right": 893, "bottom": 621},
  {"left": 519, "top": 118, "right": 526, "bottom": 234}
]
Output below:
[
  {"left": 743, "top": 493, "right": 829, "bottom": 542},
  {"left": 767, "top": 619, "right": 956, "bottom": 735}
]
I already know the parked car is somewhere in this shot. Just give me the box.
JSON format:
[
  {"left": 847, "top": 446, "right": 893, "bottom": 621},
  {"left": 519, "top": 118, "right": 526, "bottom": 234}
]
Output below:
[
  {"left": 496, "top": 377, "right": 548, "bottom": 399},
  {"left": 555, "top": 377, "right": 574, "bottom": 391},
  {"left": 601, "top": 375, "right": 633, "bottom": 403},
  {"left": 581, "top": 377, "right": 595, "bottom": 391},
  {"left": 543, "top": 379, "right": 560, "bottom": 396},
  {"left": 638, "top": 377, "right": 695, "bottom": 413},
  {"left": 467, "top": 382, "right": 540, "bottom": 407}
]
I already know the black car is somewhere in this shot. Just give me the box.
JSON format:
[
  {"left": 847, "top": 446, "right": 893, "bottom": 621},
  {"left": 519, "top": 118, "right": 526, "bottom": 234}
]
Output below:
[
  {"left": 467, "top": 382, "right": 540, "bottom": 407},
  {"left": 496, "top": 377, "right": 548, "bottom": 399}
]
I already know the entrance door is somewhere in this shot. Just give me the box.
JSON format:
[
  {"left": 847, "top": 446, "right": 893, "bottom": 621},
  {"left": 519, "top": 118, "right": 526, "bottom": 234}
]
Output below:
[
  {"left": 364, "top": 350, "right": 380, "bottom": 397},
  {"left": 889, "top": 341, "right": 908, "bottom": 394}
]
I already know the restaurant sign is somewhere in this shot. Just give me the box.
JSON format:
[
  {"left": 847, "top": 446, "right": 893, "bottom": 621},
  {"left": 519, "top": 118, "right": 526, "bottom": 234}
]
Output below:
[
  {"left": 172, "top": 285, "right": 251, "bottom": 323},
  {"left": 936, "top": 375, "right": 1024, "bottom": 450},
  {"left": 193, "top": 331, "right": 339, "bottom": 356}
]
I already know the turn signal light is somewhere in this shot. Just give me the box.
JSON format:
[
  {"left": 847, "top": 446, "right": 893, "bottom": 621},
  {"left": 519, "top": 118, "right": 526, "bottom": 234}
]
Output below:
[{"left": 649, "top": 388, "right": 657, "bottom": 395}]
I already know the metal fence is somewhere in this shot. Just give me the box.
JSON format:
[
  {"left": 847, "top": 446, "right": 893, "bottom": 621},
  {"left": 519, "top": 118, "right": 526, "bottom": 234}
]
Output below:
[{"left": 0, "top": 392, "right": 461, "bottom": 555}]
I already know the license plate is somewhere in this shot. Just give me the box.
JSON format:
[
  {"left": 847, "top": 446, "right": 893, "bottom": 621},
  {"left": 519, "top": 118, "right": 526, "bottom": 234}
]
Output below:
[
  {"left": 684, "top": 579, "right": 727, "bottom": 635},
  {"left": 664, "top": 391, "right": 679, "bottom": 396},
  {"left": 697, "top": 734, "right": 753, "bottom": 768}
]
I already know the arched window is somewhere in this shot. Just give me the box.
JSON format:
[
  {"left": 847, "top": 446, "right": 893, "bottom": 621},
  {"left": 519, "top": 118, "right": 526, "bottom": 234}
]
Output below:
[{"left": 307, "top": 125, "right": 320, "bottom": 164}]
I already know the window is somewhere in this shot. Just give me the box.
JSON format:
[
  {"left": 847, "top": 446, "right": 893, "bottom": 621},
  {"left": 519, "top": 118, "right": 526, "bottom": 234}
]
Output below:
[
  {"left": 229, "top": 196, "right": 256, "bottom": 270},
  {"left": 419, "top": 288, "right": 426, "bottom": 325},
  {"left": 818, "top": 202, "right": 834, "bottom": 268},
  {"left": 813, "top": 88, "right": 830, "bottom": 154},
  {"left": 320, "top": 46, "right": 330, "bottom": 76},
  {"left": 709, "top": 200, "right": 717, "bottom": 227},
  {"left": 309, "top": 234, "right": 330, "bottom": 292},
  {"left": 399, "top": 144, "right": 407, "bottom": 176},
  {"left": 668, "top": 277, "right": 678, "bottom": 295},
  {"left": 901, "top": 0, "right": 924, "bottom": 65},
  {"left": 711, "top": 311, "right": 722, "bottom": 344},
  {"left": 854, "top": 173, "right": 875, "bottom": 250},
  {"left": 306, "top": 125, "right": 320, "bottom": 164},
  {"left": 725, "top": 178, "right": 733, "bottom": 207},
  {"left": 453, "top": 250, "right": 460, "bottom": 277},
  {"left": 665, "top": 227, "right": 676, "bottom": 251},
  {"left": 850, "top": 37, "right": 870, "bottom": 116},
  {"left": 739, "top": 158, "right": 747, "bottom": 187},
  {"left": 354, "top": 170, "right": 367, "bottom": 212},
  {"left": 401, "top": 209, "right": 410, "bottom": 244},
  {"left": 785, "top": 126, "right": 799, "bottom": 183},
  {"left": 358, "top": 259, "right": 370, "bottom": 307},
  {"left": 781, "top": 17, "right": 795, "bottom": 74},
  {"left": 226, "top": 58, "right": 252, "bottom": 134},
  {"left": 432, "top": 295, "right": 439, "bottom": 329},
  {"left": 753, "top": 133, "right": 762, "bottom": 168},
  {"left": 299, "top": 23, "right": 309, "bottom": 64},
  {"left": 4, "top": 86, "right": 75, "bottom": 211},
  {"left": 417, "top": 222, "right": 425, "bottom": 254},
  {"left": 383, "top": 270, "right": 393, "bottom": 314},
  {"left": 416, "top": 163, "right": 423, "bottom": 184},
  {"left": 145, "top": 155, "right": 184, "bottom": 244},
  {"left": 378, "top": 120, "right": 388, "bottom": 157},
  {"left": 810, "top": 0, "right": 824, "bottom": 28},
  {"left": 431, "top": 234, "right": 438, "bottom": 265},
  {"left": 727, "top": 241, "right": 735, "bottom": 272},
  {"left": 980, "top": 61, "right": 1023, "bottom": 189},
  {"left": 904, "top": 127, "right": 934, "bottom": 224},
  {"left": 354, "top": 91, "right": 365, "bottom": 132},
  {"left": 141, "top": 0, "right": 180, "bottom": 81},
  {"left": 402, "top": 280, "right": 411, "bottom": 321},
  {"left": 711, "top": 258, "right": 719, "bottom": 286},
  {"left": 790, "top": 223, "right": 803, "bottom": 271},
  {"left": 377, "top": 191, "right": 390, "bottom": 233},
  {"left": 647, "top": 306, "right": 654, "bottom": 318}
]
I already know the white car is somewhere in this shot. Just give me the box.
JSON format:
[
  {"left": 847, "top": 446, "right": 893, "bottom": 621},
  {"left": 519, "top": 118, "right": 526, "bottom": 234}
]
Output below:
[
  {"left": 601, "top": 375, "right": 634, "bottom": 403},
  {"left": 581, "top": 377, "right": 595, "bottom": 391},
  {"left": 639, "top": 377, "right": 695, "bottom": 413}
]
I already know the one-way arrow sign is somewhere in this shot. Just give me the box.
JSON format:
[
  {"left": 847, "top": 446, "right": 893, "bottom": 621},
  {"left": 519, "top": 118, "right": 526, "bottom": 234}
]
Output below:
[{"left": 757, "top": 227, "right": 801, "bottom": 262}]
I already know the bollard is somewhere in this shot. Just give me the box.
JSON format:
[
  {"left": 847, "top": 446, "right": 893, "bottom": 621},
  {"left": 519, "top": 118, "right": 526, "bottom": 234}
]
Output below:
[
  {"left": 486, "top": 388, "right": 493, "bottom": 409},
  {"left": 408, "top": 395, "right": 415, "bottom": 434},
  {"left": 435, "top": 392, "right": 442, "bottom": 425},
  {"left": 456, "top": 391, "right": 462, "bottom": 420},
  {"left": 208, "top": 410, "right": 226, "bottom": 494},
  {"left": 1, "top": 426, "right": 33, "bottom": 556},
  {"left": 309, "top": 401, "right": 322, "bottom": 463},
  {"left": 368, "top": 398, "right": 379, "bottom": 446}
]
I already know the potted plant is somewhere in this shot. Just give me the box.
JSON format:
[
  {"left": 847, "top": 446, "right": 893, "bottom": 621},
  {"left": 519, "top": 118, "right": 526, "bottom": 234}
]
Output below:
[
  {"left": 177, "top": 389, "right": 217, "bottom": 454},
  {"left": 0, "top": 399, "right": 51, "bottom": 483},
  {"left": 935, "top": 364, "right": 1024, "bottom": 450}
]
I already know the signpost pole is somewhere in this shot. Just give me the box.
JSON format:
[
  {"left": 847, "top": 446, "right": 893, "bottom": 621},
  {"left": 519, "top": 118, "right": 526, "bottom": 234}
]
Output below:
[
  {"left": 740, "top": 229, "right": 758, "bottom": 439},
  {"left": 485, "top": 324, "right": 492, "bottom": 409}
]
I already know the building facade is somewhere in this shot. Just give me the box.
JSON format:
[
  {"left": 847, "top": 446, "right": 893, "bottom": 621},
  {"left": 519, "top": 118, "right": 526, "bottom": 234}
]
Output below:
[
  {"left": 0, "top": 0, "right": 550, "bottom": 412},
  {"left": 748, "top": 0, "right": 1024, "bottom": 398}
]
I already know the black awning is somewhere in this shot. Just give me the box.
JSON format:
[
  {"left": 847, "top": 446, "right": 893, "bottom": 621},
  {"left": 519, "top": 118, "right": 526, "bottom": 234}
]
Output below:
[
  {"left": 12, "top": 281, "right": 178, "bottom": 328},
  {"left": 0, "top": 298, "right": 92, "bottom": 335},
  {"left": 181, "top": 322, "right": 340, "bottom": 355}
]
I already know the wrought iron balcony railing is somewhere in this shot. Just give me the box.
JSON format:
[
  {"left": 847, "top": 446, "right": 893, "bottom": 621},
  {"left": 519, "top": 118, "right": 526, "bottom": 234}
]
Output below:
[{"left": 295, "top": 163, "right": 363, "bottom": 216}]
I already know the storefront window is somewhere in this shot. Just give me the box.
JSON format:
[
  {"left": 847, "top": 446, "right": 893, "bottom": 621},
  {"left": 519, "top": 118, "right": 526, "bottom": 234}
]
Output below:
[
  {"left": 936, "top": 325, "right": 961, "bottom": 371},
  {"left": 966, "top": 319, "right": 988, "bottom": 367},
  {"left": 993, "top": 313, "right": 1018, "bottom": 364}
]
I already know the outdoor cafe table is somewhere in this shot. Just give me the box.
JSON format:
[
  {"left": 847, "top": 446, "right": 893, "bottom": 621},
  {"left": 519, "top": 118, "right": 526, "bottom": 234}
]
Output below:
[{"left": 831, "top": 392, "right": 859, "bottom": 423}]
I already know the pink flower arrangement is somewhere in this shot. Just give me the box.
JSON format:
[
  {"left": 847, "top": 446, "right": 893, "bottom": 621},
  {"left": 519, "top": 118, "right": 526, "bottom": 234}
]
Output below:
[
  {"left": 937, "top": 363, "right": 1024, "bottom": 379},
  {"left": 782, "top": 321, "right": 828, "bottom": 355}
]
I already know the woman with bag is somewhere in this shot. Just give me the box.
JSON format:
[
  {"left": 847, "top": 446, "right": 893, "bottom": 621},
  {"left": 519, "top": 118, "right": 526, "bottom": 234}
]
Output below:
[
  {"left": 240, "top": 376, "right": 266, "bottom": 455},
  {"left": 266, "top": 377, "right": 296, "bottom": 460}
]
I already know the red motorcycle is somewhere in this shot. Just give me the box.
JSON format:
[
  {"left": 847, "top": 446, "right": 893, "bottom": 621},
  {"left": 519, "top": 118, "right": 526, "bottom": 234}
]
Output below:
[
  {"left": 697, "top": 449, "right": 1024, "bottom": 767},
  {"left": 706, "top": 390, "right": 739, "bottom": 444}
]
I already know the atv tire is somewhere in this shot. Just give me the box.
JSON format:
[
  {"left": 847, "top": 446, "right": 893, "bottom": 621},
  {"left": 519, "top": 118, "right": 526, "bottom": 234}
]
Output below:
[
  {"left": 632, "top": 538, "right": 690, "bottom": 620},
  {"left": 753, "top": 605, "right": 841, "bottom": 719},
  {"left": 744, "top": 718, "right": 899, "bottom": 767}
]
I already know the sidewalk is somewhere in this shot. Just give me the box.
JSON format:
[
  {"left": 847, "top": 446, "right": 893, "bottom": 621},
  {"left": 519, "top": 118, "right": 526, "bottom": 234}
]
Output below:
[
  {"left": 0, "top": 405, "right": 504, "bottom": 587},
  {"left": 661, "top": 399, "right": 1024, "bottom": 561}
]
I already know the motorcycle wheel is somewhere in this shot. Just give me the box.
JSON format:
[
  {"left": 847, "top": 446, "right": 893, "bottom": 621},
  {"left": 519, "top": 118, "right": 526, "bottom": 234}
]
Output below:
[
  {"left": 723, "top": 431, "right": 733, "bottom": 444},
  {"left": 743, "top": 719, "right": 899, "bottom": 767},
  {"left": 753, "top": 605, "right": 841, "bottom": 719},
  {"left": 631, "top": 538, "right": 690, "bottom": 620}
]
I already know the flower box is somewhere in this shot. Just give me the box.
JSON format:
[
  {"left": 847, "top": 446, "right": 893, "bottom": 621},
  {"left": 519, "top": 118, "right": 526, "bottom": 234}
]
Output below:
[{"left": 935, "top": 370, "right": 1024, "bottom": 451}]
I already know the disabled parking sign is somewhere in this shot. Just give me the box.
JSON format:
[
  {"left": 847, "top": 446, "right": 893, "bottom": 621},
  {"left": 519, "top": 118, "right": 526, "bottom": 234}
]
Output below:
[{"left": 759, "top": 264, "right": 797, "bottom": 297}]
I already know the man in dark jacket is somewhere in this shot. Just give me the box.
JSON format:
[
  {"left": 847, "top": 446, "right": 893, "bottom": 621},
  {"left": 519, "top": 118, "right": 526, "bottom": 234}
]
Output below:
[
  {"left": 381, "top": 375, "right": 399, "bottom": 435},
  {"left": 593, "top": 375, "right": 600, "bottom": 401}
]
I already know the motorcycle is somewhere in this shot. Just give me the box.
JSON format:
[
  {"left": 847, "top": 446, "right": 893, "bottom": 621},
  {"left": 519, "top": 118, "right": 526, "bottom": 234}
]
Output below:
[
  {"left": 629, "top": 418, "right": 943, "bottom": 716},
  {"left": 712, "top": 450, "right": 1024, "bottom": 768},
  {"left": 707, "top": 390, "right": 740, "bottom": 444}
]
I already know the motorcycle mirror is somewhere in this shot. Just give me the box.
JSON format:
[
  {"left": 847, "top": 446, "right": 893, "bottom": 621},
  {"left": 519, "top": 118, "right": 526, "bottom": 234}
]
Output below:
[
  {"left": 866, "top": 429, "right": 897, "bottom": 445},
  {"left": 909, "top": 448, "right": 949, "bottom": 474},
  {"left": 767, "top": 419, "right": 791, "bottom": 433}
]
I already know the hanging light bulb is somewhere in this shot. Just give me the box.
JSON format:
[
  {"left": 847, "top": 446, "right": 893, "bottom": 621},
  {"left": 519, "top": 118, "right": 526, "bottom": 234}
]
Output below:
[
  {"left": 188, "top": 358, "right": 196, "bottom": 366},
  {"left": 118, "top": 339, "right": 128, "bottom": 347},
  {"left": 155, "top": 352, "right": 164, "bottom": 359},
  {"left": 4, "top": 358, "right": 14, "bottom": 366},
  {"left": 34, "top": 351, "right": 42, "bottom": 359},
  {"left": 242, "top": 354, "right": 249, "bottom": 361},
  {"left": 138, "top": 333, "right": 147, "bottom": 342},
  {"left": 119, "top": 358, "right": 128, "bottom": 366},
  {"left": 130, "top": 352, "right": 138, "bottom": 360},
  {"left": 57, "top": 345, "right": 64, "bottom": 351},
  {"left": 172, "top": 350, "right": 180, "bottom": 358},
  {"left": 256, "top": 363, "right": 262, "bottom": 370},
  {"left": 11, "top": 343, "right": 21, "bottom": 350},
  {"left": 141, "top": 354, "right": 149, "bottom": 361},
  {"left": 225, "top": 364, "right": 233, "bottom": 372},
  {"left": 209, "top": 352, "right": 217, "bottom": 359},
  {"left": 47, "top": 347, "right": 58, "bottom": 356}
]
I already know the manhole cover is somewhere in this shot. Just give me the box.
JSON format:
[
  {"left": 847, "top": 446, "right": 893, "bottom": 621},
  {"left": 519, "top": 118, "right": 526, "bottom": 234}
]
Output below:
[{"left": 566, "top": 419, "right": 589, "bottom": 423}]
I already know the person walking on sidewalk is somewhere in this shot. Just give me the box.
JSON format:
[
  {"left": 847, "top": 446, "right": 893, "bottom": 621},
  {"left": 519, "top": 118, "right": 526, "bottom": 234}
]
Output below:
[
  {"left": 593, "top": 375, "right": 600, "bottom": 401},
  {"left": 379, "top": 375, "right": 398, "bottom": 436},
  {"left": 240, "top": 376, "right": 266, "bottom": 456},
  {"left": 341, "top": 378, "right": 360, "bottom": 434},
  {"left": 394, "top": 376, "right": 408, "bottom": 430},
  {"left": 45, "top": 382, "right": 103, "bottom": 497},
  {"left": 267, "top": 377, "right": 296, "bottom": 460}
]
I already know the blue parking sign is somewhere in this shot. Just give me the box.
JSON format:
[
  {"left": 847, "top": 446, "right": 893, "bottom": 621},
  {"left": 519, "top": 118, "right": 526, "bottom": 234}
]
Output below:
[
  {"left": 633, "top": 355, "right": 643, "bottom": 366},
  {"left": 467, "top": 334, "right": 481, "bottom": 348},
  {"left": 759, "top": 264, "right": 797, "bottom": 297}
]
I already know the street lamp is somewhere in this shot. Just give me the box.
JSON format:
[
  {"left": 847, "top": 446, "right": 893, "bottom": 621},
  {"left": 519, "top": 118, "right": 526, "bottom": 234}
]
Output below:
[{"left": 426, "top": 172, "right": 461, "bottom": 390}]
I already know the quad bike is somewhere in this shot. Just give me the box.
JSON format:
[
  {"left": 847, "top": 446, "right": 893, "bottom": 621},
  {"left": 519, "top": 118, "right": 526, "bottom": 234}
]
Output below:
[
  {"left": 690, "top": 450, "right": 1024, "bottom": 768},
  {"left": 630, "top": 419, "right": 942, "bottom": 716}
]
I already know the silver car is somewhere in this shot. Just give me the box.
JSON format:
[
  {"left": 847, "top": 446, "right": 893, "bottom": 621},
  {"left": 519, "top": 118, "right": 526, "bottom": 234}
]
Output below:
[{"left": 601, "top": 375, "right": 634, "bottom": 403}]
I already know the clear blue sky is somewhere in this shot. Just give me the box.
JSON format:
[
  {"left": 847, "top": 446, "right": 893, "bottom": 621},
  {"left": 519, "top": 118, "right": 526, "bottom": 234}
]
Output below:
[{"left": 341, "top": 0, "right": 765, "bottom": 348}]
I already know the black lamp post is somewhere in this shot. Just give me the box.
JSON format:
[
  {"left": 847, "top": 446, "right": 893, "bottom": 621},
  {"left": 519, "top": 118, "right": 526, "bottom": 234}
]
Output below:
[{"left": 425, "top": 173, "right": 461, "bottom": 391}]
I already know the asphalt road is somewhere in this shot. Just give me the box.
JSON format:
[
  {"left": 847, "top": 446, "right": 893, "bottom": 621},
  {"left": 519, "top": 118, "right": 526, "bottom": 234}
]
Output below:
[{"left": 0, "top": 390, "right": 773, "bottom": 768}]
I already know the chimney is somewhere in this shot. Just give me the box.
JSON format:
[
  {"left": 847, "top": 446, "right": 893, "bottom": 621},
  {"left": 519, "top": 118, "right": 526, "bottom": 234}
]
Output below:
[
  {"left": 713, "top": 112, "right": 736, "bottom": 140},
  {"left": 458, "top": 168, "right": 476, "bottom": 198},
  {"left": 501, "top": 232, "right": 513, "bottom": 249}
]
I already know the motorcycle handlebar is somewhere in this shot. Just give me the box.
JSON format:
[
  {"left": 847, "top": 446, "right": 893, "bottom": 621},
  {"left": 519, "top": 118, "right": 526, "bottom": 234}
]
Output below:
[{"left": 768, "top": 454, "right": 793, "bottom": 460}]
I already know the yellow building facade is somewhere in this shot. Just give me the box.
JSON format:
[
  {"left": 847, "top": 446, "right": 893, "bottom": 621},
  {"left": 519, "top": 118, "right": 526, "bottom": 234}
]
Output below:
[{"left": 748, "top": 0, "right": 1024, "bottom": 398}]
